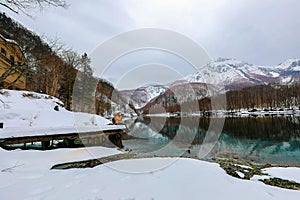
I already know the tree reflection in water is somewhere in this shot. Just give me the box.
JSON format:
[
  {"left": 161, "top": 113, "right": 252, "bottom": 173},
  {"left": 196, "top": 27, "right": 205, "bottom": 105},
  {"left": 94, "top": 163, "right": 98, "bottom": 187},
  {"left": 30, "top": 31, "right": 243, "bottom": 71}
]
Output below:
[{"left": 127, "top": 116, "right": 300, "bottom": 166}]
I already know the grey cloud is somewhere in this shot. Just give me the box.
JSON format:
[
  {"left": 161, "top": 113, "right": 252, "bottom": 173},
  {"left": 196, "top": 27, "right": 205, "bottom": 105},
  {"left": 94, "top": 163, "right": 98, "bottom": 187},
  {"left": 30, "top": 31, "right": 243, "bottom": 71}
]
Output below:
[
  {"left": 8, "top": 0, "right": 300, "bottom": 72},
  {"left": 201, "top": 0, "right": 300, "bottom": 65}
]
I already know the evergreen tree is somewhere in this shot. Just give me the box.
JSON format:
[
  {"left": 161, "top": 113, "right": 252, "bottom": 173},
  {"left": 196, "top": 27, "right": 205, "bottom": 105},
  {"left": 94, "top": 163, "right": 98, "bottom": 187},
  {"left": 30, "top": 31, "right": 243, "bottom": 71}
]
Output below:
[{"left": 72, "top": 53, "right": 97, "bottom": 113}]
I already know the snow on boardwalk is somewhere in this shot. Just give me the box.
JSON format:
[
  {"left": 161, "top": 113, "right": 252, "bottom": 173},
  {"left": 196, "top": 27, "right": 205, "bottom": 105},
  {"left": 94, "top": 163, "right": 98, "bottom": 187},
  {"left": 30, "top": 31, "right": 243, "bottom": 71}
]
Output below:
[{"left": 0, "top": 124, "right": 126, "bottom": 139}]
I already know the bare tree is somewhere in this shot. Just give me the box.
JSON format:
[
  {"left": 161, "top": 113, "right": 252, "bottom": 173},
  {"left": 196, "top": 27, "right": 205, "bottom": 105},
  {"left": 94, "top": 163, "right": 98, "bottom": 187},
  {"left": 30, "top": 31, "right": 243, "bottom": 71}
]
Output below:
[
  {"left": 61, "top": 49, "right": 81, "bottom": 70},
  {"left": 0, "top": 0, "right": 68, "bottom": 16}
]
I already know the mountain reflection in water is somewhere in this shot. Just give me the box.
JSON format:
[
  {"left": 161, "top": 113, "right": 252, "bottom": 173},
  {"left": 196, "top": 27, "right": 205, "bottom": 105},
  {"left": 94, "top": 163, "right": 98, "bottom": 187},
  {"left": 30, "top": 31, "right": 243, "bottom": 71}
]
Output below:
[{"left": 123, "top": 116, "right": 300, "bottom": 166}]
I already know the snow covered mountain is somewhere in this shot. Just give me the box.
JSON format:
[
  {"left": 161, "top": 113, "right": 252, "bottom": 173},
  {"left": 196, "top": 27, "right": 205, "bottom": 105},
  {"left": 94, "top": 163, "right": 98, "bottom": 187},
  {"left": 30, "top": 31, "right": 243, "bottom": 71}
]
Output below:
[
  {"left": 185, "top": 58, "right": 300, "bottom": 89},
  {"left": 122, "top": 58, "right": 300, "bottom": 111},
  {"left": 121, "top": 85, "right": 168, "bottom": 109}
]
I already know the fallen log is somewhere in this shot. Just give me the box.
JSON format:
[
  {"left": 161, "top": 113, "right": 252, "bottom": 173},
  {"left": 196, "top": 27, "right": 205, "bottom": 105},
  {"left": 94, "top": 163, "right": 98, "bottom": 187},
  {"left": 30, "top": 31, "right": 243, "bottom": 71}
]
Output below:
[{"left": 51, "top": 152, "right": 137, "bottom": 170}]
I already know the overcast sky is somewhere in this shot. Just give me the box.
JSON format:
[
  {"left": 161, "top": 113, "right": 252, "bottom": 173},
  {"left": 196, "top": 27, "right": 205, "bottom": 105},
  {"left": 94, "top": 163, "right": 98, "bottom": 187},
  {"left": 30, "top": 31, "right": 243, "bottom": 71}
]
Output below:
[{"left": 6, "top": 0, "right": 300, "bottom": 89}]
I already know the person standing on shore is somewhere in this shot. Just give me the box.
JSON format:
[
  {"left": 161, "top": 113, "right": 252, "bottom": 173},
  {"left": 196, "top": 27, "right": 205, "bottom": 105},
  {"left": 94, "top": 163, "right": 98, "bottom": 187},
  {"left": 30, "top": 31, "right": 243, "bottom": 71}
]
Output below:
[{"left": 112, "top": 111, "right": 123, "bottom": 124}]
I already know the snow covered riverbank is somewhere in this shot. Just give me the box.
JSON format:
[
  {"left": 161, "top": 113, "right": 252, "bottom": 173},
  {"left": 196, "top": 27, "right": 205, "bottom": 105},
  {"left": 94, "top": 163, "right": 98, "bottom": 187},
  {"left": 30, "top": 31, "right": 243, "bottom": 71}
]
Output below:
[
  {"left": 145, "top": 108, "right": 300, "bottom": 118},
  {"left": 0, "top": 90, "right": 125, "bottom": 138},
  {"left": 0, "top": 147, "right": 300, "bottom": 200}
]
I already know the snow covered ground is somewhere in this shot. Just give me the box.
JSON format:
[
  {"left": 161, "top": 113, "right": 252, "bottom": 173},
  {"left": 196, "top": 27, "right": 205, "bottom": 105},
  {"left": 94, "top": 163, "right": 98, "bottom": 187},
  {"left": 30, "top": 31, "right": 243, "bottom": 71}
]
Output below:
[
  {"left": 262, "top": 167, "right": 300, "bottom": 183},
  {"left": 1, "top": 89, "right": 300, "bottom": 199},
  {"left": 0, "top": 147, "right": 300, "bottom": 200},
  {"left": 0, "top": 90, "right": 125, "bottom": 138}
]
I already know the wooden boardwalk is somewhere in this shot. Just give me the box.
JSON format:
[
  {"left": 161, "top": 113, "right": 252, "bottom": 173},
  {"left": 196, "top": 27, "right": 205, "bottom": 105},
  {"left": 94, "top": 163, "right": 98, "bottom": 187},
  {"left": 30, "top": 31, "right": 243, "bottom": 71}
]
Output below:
[{"left": 0, "top": 128, "right": 128, "bottom": 150}]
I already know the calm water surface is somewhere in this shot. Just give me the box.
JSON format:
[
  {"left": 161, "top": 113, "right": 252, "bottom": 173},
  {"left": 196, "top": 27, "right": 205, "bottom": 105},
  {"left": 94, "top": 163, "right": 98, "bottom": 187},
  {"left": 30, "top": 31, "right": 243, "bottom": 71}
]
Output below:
[{"left": 123, "top": 116, "right": 300, "bottom": 166}]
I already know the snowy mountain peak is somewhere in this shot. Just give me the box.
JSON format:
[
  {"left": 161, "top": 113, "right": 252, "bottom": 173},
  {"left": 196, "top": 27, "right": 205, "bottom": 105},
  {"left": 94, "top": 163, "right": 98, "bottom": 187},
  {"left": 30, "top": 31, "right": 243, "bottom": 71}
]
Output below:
[
  {"left": 215, "top": 57, "right": 252, "bottom": 66},
  {"left": 121, "top": 85, "right": 168, "bottom": 109},
  {"left": 185, "top": 58, "right": 300, "bottom": 89},
  {"left": 278, "top": 59, "right": 300, "bottom": 71},
  {"left": 216, "top": 57, "right": 232, "bottom": 62}
]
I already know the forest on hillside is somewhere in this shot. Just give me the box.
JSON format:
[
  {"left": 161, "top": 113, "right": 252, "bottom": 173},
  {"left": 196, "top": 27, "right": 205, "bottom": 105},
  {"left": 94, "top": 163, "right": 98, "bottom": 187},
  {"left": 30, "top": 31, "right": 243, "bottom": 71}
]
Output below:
[
  {"left": 138, "top": 83, "right": 300, "bottom": 114},
  {"left": 0, "top": 12, "right": 126, "bottom": 115},
  {"left": 225, "top": 83, "right": 300, "bottom": 110}
]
